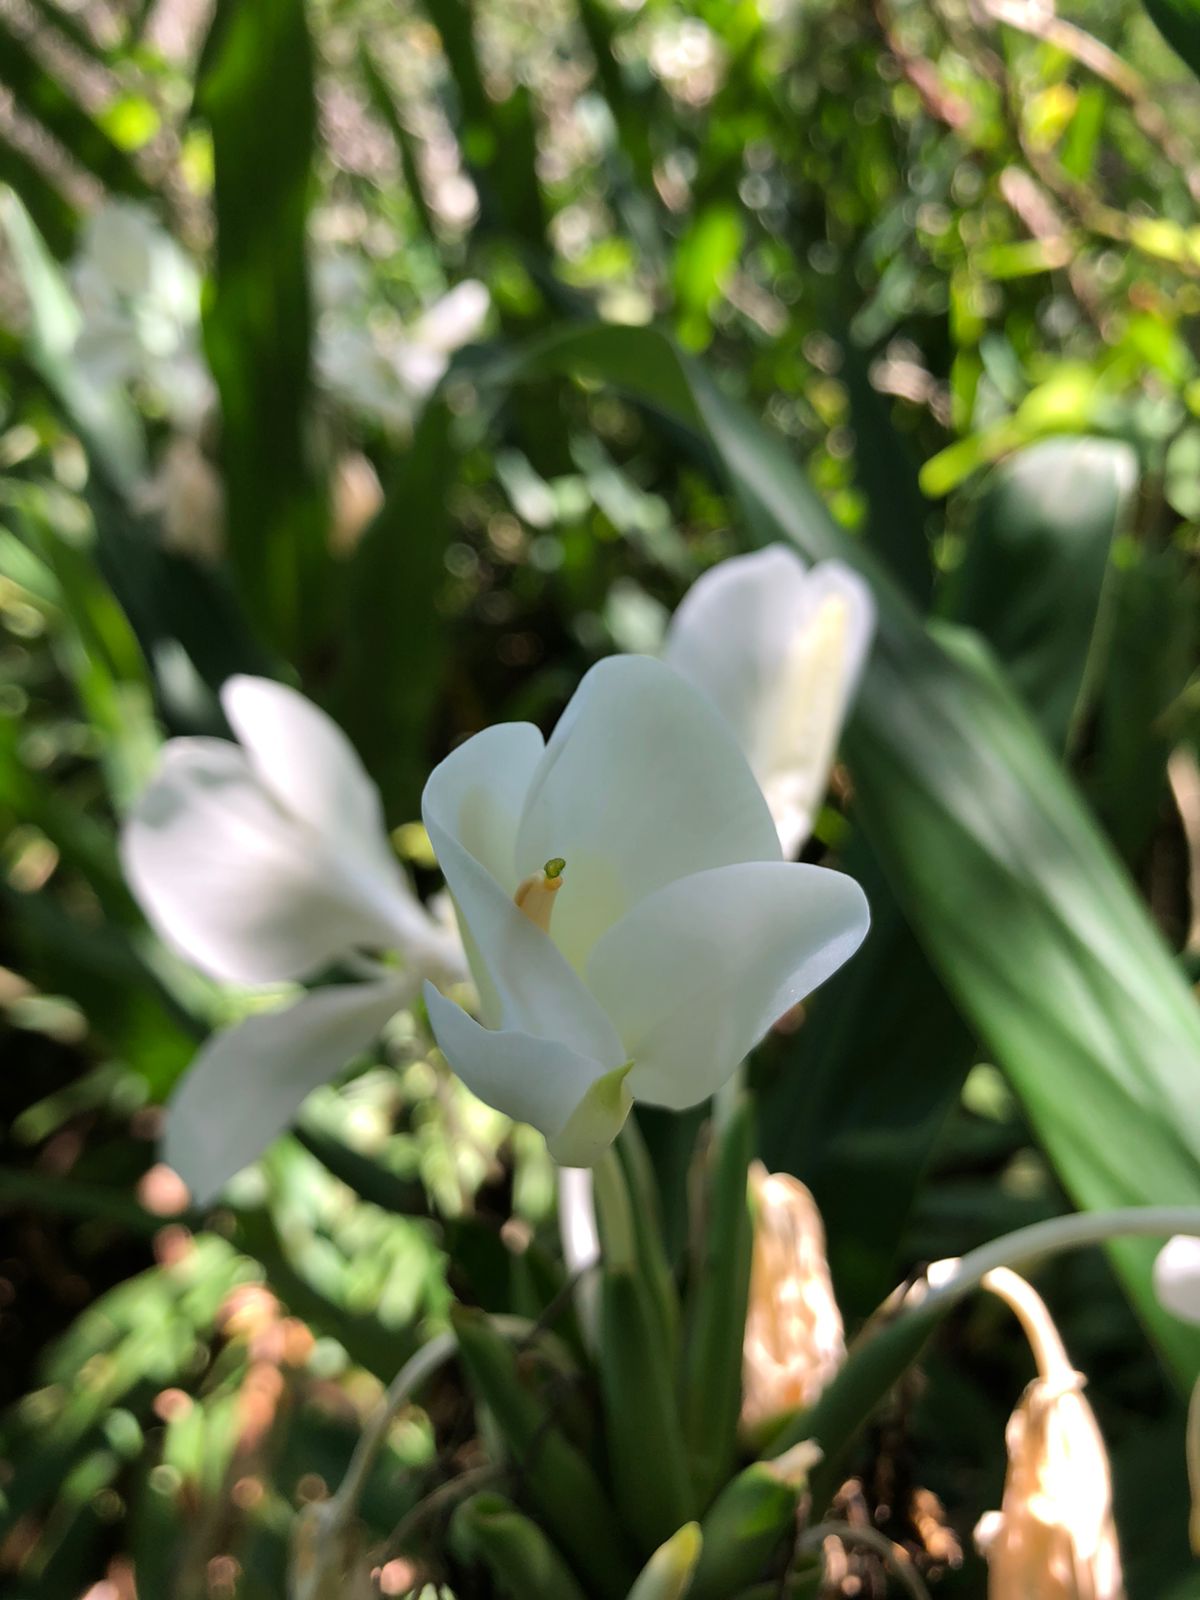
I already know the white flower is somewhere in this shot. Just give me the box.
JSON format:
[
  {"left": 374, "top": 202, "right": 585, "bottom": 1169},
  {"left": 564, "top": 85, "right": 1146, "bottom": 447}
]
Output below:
[
  {"left": 121, "top": 676, "right": 467, "bottom": 1201},
  {"left": 1154, "top": 1235, "right": 1200, "bottom": 1324},
  {"left": 316, "top": 272, "right": 489, "bottom": 433},
  {"left": 421, "top": 655, "right": 869, "bottom": 1166},
  {"left": 70, "top": 200, "right": 213, "bottom": 430},
  {"left": 663, "top": 546, "right": 875, "bottom": 858}
]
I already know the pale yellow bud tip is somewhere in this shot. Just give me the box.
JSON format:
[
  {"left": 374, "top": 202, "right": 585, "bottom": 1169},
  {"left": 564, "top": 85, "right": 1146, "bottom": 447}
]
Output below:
[
  {"left": 514, "top": 857, "right": 566, "bottom": 934},
  {"left": 627, "top": 1522, "right": 703, "bottom": 1600}
]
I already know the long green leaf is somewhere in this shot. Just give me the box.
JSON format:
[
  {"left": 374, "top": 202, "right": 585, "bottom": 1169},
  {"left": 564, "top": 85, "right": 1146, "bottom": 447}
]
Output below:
[
  {"left": 950, "top": 436, "right": 1131, "bottom": 753},
  {"left": 1141, "top": 0, "right": 1200, "bottom": 81},
  {"left": 0, "top": 185, "right": 145, "bottom": 492},
  {"left": 0, "top": 189, "right": 269, "bottom": 725},
  {"left": 759, "top": 845, "right": 977, "bottom": 1318},
  {"left": 504, "top": 324, "right": 1200, "bottom": 1380},
  {"left": 334, "top": 403, "right": 461, "bottom": 818},
  {"left": 197, "top": 0, "right": 328, "bottom": 657}
]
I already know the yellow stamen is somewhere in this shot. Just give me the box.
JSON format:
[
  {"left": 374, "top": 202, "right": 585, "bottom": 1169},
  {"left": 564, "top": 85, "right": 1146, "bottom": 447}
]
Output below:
[{"left": 514, "top": 857, "right": 566, "bottom": 935}]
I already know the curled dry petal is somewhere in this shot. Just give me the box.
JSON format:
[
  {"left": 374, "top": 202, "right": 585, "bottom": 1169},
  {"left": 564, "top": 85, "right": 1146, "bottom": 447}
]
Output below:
[
  {"left": 975, "top": 1268, "right": 1124, "bottom": 1600},
  {"left": 741, "top": 1163, "right": 845, "bottom": 1435}
]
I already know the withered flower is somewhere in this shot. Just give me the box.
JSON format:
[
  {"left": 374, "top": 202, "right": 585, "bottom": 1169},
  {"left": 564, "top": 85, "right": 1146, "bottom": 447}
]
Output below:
[
  {"left": 974, "top": 1267, "right": 1124, "bottom": 1600},
  {"left": 741, "top": 1162, "right": 845, "bottom": 1435}
]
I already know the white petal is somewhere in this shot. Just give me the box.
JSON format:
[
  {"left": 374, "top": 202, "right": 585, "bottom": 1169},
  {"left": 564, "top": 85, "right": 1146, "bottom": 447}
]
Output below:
[
  {"left": 423, "top": 725, "right": 623, "bottom": 1064},
  {"left": 165, "top": 978, "right": 407, "bottom": 1203},
  {"left": 425, "top": 985, "right": 629, "bottom": 1163},
  {"left": 392, "top": 342, "right": 449, "bottom": 400},
  {"left": 1153, "top": 1234, "right": 1200, "bottom": 1324},
  {"left": 587, "top": 860, "right": 870, "bottom": 1109},
  {"left": 221, "top": 675, "right": 436, "bottom": 955},
  {"left": 514, "top": 656, "right": 782, "bottom": 970},
  {"left": 664, "top": 548, "right": 875, "bottom": 856},
  {"left": 221, "top": 675, "right": 384, "bottom": 860},
  {"left": 414, "top": 280, "right": 490, "bottom": 353},
  {"left": 665, "top": 546, "right": 811, "bottom": 733},
  {"left": 423, "top": 721, "right": 544, "bottom": 894},
  {"left": 121, "top": 739, "right": 402, "bottom": 983}
]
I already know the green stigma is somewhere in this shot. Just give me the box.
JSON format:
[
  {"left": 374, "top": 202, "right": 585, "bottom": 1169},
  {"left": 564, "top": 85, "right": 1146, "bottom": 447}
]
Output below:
[{"left": 543, "top": 856, "right": 566, "bottom": 880}]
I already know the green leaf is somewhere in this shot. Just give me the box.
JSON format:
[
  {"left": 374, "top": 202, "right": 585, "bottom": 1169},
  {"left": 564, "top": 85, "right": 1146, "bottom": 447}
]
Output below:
[
  {"left": 688, "top": 1461, "right": 803, "bottom": 1600},
  {"left": 0, "top": 137, "right": 78, "bottom": 256},
  {"left": 197, "top": 0, "right": 329, "bottom": 657},
  {"left": 333, "top": 403, "right": 460, "bottom": 817},
  {"left": 758, "top": 846, "right": 977, "bottom": 1318},
  {"left": 950, "top": 437, "right": 1132, "bottom": 754},
  {"left": 673, "top": 203, "right": 744, "bottom": 345},
  {"left": 451, "top": 1307, "right": 636, "bottom": 1600},
  {"left": 292, "top": 1124, "right": 429, "bottom": 1217},
  {"left": 1089, "top": 543, "right": 1199, "bottom": 863},
  {"left": 842, "top": 338, "right": 933, "bottom": 608},
  {"left": 2, "top": 886, "right": 200, "bottom": 1099},
  {"left": 501, "top": 324, "right": 1200, "bottom": 1382},
  {"left": 1141, "top": 0, "right": 1200, "bottom": 82},
  {"left": 0, "top": 186, "right": 145, "bottom": 493},
  {"left": 451, "top": 1492, "right": 590, "bottom": 1600},
  {"left": 680, "top": 1097, "right": 754, "bottom": 1508},
  {"left": 598, "top": 1265, "right": 694, "bottom": 1554}
]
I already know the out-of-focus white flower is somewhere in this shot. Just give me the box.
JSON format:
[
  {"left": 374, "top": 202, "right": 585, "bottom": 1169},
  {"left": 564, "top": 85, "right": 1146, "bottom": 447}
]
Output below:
[
  {"left": 70, "top": 200, "right": 213, "bottom": 429},
  {"left": 121, "top": 677, "right": 467, "bottom": 1201},
  {"left": 664, "top": 546, "right": 875, "bottom": 858},
  {"left": 316, "top": 269, "right": 489, "bottom": 433},
  {"left": 1154, "top": 1235, "right": 1200, "bottom": 1324},
  {"left": 421, "top": 655, "right": 869, "bottom": 1166},
  {"left": 974, "top": 1267, "right": 1124, "bottom": 1600},
  {"left": 742, "top": 1163, "right": 845, "bottom": 1435}
]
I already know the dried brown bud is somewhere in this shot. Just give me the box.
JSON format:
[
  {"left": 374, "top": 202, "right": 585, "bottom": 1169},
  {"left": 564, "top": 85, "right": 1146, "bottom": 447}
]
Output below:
[
  {"left": 330, "top": 450, "right": 384, "bottom": 555},
  {"left": 741, "top": 1162, "right": 844, "bottom": 1435},
  {"left": 974, "top": 1268, "right": 1124, "bottom": 1599}
]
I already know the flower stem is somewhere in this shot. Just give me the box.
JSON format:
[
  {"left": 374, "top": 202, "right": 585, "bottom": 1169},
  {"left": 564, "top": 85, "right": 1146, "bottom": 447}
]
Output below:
[
  {"left": 923, "top": 1205, "right": 1200, "bottom": 1310},
  {"left": 1188, "top": 1377, "right": 1200, "bottom": 1555},
  {"left": 557, "top": 1165, "right": 600, "bottom": 1348},
  {"left": 290, "top": 1314, "right": 535, "bottom": 1600}
]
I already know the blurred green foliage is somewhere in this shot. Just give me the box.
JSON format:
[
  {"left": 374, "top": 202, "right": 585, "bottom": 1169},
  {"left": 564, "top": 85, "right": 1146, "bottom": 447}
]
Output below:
[{"left": 1, "top": 0, "right": 1199, "bottom": 1595}]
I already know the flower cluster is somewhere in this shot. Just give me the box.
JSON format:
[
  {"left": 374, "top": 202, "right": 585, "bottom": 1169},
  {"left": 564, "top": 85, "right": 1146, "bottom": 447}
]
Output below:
[{"left": 123, "top": 546, "right": 873, "bottom": 1198}]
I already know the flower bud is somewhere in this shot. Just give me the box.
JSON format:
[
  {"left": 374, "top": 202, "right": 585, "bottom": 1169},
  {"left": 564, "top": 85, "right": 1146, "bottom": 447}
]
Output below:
[
  {"left": 974, "top": 1268, "right": 1124, "bottom": 1599},
  {"left": 330, "top": 449, "right": 383, "bottom": 555},
  {"left": 1152, "top": 1235, "right": 1200, "bottom": 1554},
  {"left": 1153, "top": 1234, "right": 1200, "bottom": 1325},
  {"left": 741, "top": 1162, "right": 844, "bottom": 1435}
]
